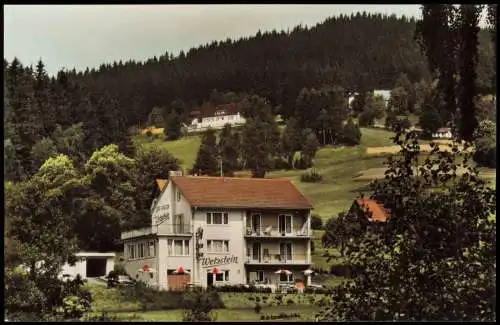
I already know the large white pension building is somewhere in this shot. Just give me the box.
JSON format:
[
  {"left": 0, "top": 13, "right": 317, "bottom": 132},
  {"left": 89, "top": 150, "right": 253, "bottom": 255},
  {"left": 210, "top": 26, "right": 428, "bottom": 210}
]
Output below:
[{"left": 121, "top": 174, "right": 314, "bottom": 291}]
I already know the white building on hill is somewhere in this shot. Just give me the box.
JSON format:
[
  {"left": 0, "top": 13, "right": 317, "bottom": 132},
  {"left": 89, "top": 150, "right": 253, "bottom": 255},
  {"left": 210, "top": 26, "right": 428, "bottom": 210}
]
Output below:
[{"left": 187, "top": 103, "right": 246, "bottom": 133}]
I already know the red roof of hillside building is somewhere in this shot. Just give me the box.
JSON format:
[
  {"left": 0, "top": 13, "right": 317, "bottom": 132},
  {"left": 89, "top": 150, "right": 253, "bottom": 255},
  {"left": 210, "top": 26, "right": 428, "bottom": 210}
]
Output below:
[
  {"left": 355, "top": 199, "right": 390, "bottom": 222},
  {"left": 171, "top": 176, "right": 313, "bottom": 209},
  {"left": 190, "top": 102, "right": 243, "bottom": 118}
]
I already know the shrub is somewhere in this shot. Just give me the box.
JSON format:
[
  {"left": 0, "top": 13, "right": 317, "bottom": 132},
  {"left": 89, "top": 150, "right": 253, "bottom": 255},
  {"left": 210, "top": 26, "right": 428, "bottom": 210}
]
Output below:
[
  {"left": 286, "top": 298, "right": 295, "bottom": 305},
  {"left": 329, "top": 264, "right": 359, "bottom": 277},
  {"left": 254, "top": 302, "right": 262, "bottom": 314},
  {"left": 300, "top": 170, "right": 323, "bottom": 183},
  {"left": 358, "top": 110, "right": 376, "bottom": 127},
  {"left": 121, "top": 282, "right": 184, "bottom": 311},
  {"left": 342, "top": 118, "right": 362, "bottom": 145},
  {"left": 113, "top": 263, "right": 128, "bottom": 276},
  {"left": 181, "top": 288, "right": 222, "bottom": 322},
  {"left": 398, "top": 117, "right": 412, "bottom": 129},
  {"left": 311, "top": 214, "right": 324, "bottom": 230}
]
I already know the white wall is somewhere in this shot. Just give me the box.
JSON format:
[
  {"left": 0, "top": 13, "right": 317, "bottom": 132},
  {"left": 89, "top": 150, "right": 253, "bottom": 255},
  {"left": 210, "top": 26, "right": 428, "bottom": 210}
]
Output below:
[
  {"left": 193, "top": 208, "right": 246, "bottom": 287},
  {"left": 189, "top": 113, "right": 246, "bottom": 131}
]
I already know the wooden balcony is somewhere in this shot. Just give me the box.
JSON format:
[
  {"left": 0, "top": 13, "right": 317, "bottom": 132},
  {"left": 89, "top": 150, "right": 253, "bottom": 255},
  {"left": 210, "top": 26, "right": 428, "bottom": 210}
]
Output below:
[{"left": 244, "top": 224, "right": 312, "bottom": 238}]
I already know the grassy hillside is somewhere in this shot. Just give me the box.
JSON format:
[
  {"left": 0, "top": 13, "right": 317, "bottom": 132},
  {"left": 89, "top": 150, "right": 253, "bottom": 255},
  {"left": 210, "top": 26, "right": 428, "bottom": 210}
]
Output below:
[
  {"left": 133, "top": 127, "right": 495, "bottom": 270},
  {"left": 133, "top": 127, "right": 395, "bottom": 218}
]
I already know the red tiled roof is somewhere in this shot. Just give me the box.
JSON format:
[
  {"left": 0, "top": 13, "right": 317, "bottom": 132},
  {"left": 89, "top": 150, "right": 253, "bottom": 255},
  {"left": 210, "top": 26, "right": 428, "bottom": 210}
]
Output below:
[
  {"left": 355, "top": 199, "right": 390, "bottom": 222},
  {"left": 190, "top": 102, "right": 243, "bottom": 118},
  {"left": 156, "top": 179, "right": 168, "bottom": 191},
  {"left": 171, "top": 176, "right": 313, "bottom": 209}
]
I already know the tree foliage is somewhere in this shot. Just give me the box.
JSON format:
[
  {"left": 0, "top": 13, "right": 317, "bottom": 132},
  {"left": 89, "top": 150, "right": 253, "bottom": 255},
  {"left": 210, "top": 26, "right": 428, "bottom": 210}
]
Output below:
[
  {"left": 319, "top": 129, "right": 496, "bottom": 321},
  {"left": 192, "top": 128, "right": 219, "bottom": 176}
]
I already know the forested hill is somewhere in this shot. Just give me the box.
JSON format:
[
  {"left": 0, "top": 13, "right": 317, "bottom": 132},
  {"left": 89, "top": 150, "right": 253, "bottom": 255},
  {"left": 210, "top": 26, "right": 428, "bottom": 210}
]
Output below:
[{"left": 72, "top": 13, "right": 494, "bottom": 124}]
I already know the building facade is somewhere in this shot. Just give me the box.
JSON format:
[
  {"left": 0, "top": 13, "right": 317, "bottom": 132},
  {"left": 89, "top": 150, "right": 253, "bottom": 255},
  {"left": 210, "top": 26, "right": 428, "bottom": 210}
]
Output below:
[
  {"left": 187, "top": 102, "right": 246, "bottom": 133},
  {"left": 121, "top": 174, "right": 313, "bottom": 291}
]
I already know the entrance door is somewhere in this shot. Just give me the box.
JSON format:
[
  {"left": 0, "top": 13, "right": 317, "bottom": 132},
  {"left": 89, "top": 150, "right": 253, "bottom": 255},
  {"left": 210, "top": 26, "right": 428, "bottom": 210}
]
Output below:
[
  {"left": 207, "top": 272, "right": 214, "bottom": 287},
  {"left": 278, "top": 215, "right": 292, "bottom": 234},
  {"left": 251, "top": 214, "right": 261, "bottom": 233},
  {"left": 252, "top": 243, "right": 261, "bottom": 262}
]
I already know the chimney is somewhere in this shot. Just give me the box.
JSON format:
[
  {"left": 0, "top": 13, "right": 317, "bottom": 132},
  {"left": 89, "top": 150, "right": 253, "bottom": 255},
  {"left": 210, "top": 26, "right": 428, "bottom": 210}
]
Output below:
[{"left": 169, "top": 170, "right": 183, "bottom": 177}]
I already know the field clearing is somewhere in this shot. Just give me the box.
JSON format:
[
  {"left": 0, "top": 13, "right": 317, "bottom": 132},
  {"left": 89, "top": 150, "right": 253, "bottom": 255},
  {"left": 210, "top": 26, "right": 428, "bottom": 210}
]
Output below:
[
  {"left": 355, "top": 166, "right": 496, "bottom": 182},
  {"left": 366, "top": 140, "right": 473, "bottom": 156}
]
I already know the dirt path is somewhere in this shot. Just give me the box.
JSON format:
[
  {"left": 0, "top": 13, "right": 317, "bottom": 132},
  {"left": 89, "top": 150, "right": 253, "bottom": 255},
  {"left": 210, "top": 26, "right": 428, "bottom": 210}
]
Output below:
[{"left": 366, "top": 140, "right": 470, "bottom": 155}]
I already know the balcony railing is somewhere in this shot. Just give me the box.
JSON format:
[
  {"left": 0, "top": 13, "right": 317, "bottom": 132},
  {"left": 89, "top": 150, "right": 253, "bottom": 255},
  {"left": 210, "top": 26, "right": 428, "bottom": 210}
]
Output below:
[
  {"left": 121, "top": 223, "right": 192, "bottom": 240},
  {"left": 245, "top": 253, "right": 311, "bottom": 265},
  {"left": 244, "top": 225, "right": 312, "bottom": 238}
]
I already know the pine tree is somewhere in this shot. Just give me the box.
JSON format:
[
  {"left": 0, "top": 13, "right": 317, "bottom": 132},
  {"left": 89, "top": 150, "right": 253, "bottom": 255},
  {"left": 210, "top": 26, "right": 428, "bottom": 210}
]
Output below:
[
  {"left": 281, "top": 117, "right": 302, "bottom": 168},
  {"left": 456, "top": 5, "right": 483, "bottom": 141},
  {"left": 217, "top": 124, "right": 240, "bottom": 176},
  {"left": 164, "top": 111, "right": 182, "bottom": 141},
  {"left": 300, "top": 129, "right": 321, "bottom": 168},
  {"left": 192, "top": 128, "right": 219, "bottom": 176}
]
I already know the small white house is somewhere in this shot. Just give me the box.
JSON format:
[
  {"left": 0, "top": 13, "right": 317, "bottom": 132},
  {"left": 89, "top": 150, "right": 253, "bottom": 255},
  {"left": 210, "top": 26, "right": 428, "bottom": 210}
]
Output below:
[
  {"left": 187, "top": 102, "right": 245, "bottom": 133},
  {"left": 432, "top": 127, "right": 453, "bottom": 139},
  {"left": 60, "top": 252, "right": 116, "bottom": 279},
  {"left": 374, "top": 89, "right": 391, "bottom": 104}
]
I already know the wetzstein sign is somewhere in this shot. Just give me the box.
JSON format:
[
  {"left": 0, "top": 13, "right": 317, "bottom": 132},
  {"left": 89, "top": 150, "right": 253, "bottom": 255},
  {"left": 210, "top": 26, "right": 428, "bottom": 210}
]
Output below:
[{"left": 201, "top": 255, "right": 238, "bottom": 268}]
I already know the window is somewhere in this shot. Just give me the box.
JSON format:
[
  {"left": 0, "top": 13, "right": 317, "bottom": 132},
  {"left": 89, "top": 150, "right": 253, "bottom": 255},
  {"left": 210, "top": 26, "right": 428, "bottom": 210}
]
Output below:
[
  {"left": 176, "top": 190, "right": 181, "bottom": 202},
  {"left": 168, "top": 239, "right": 190, "bottom": 256},
  {"left": 250, "top": 271, "right": 264, "bottom": 282},
  {"left": 215, "top": 270, "right": 230, "bottom": 282},
  {"left": 147, "top": 241, "right": 156, "bottom": 258},
  {"left": 127, "top": 244, "right": 135, "bottom": 259},
  {"left": 280, "top": 243, "right": 293, "bottom": 261},
  {"left": 278, "top": 214, "right": 292, "bottom": 233},
  {"left": 280, "top": 273, "right": 293, "bottom": 282},
  {"left": 207, "top": 240, "right": 229, "bottom": 253},
  {"left": 138, "top": 243, "right": 145, "bottom": 258},
  {"left": 206, "top": 212, "right": 229, "bottom": 225}
]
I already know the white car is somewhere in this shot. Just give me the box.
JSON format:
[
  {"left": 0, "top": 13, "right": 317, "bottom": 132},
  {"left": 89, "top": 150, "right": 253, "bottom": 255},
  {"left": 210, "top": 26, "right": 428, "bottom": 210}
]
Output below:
[{"left": 58, "top": 274, "right": 75, "bottom": 282}]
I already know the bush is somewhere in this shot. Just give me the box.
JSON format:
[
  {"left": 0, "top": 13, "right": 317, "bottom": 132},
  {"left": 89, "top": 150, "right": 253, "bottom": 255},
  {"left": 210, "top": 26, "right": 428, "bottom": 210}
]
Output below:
[
  {"left": 214, "top": 284, "right": 272, "bottom": 293},
  {"left": 286, "top": 298, "right": 295, "bottom": 305},
  {"left": 358, "top": 110, "right": 376, "bottom": 127},
  {"left": 311, "top": 214, "right": 323, "bottom": 230},
  {"left": 254, "top": 302, "right": 262, "bottom": 314},
  {"left": 113, "top": 263, "right": 128, "bottom": 276},
  {"left": 398, "top": 117, "right": 412, "bottom": 129},
  {"left": 342, "top": 118, "right": 362, "bottom": 145},
  {"left": 121, "top": 282, "right": 184, "bottom": 311},
  {"left": 300, "top": 170, "right": 323, "bottom": 183},
  {"left": 273, "top": 157, "right": 290, "bottom": 170},
  {"left": 385, "top": 111, "right": 398, "bottom": 129},
  {"left": 182, "top": 288, "right": 222, "bottom": 321},
  {"left": 329, "top": 264, "right": 360, "bottom": 277}
]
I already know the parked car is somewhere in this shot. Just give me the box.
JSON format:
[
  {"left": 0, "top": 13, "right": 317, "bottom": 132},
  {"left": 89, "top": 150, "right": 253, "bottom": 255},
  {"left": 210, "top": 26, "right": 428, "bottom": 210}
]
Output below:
[
  {"left": 58, "top": 273, "right": 75, "bottom": 282},
  {"left": 105, "top": 273, "right": 135, "bottom": 287}
]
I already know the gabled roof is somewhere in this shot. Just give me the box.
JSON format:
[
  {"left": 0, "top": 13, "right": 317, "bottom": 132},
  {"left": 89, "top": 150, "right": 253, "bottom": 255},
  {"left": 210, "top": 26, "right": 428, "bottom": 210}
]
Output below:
[
  {"left": 171, "top": 176, "right": 313, "bottom": 210},
  {"left": 156, "top": 179, "right": 168, "bottom": 191},
  {"left": 190, "top": 102, "right": 243, "bottom": 118},
  {"left": 354, "top": 199, "right": 390, "bottom": 222}
]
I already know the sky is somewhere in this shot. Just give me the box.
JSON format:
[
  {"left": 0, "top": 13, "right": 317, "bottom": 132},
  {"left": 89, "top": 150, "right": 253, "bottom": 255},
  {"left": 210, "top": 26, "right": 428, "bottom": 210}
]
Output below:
[{"left": 2, "top": 4, "right": 478, "bottom": 76}]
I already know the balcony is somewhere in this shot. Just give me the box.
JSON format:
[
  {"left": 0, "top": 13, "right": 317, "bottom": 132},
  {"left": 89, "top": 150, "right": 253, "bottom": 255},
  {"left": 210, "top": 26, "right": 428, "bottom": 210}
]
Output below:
[
  {"left": 244, "top": 225, "right": 312, "bottom": 238},
  {"left": 245, "top": 254, "right": 311, "bottom": 265},
  {"left": 121, "top": 223, "right": 192, "bottom": 240}
]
